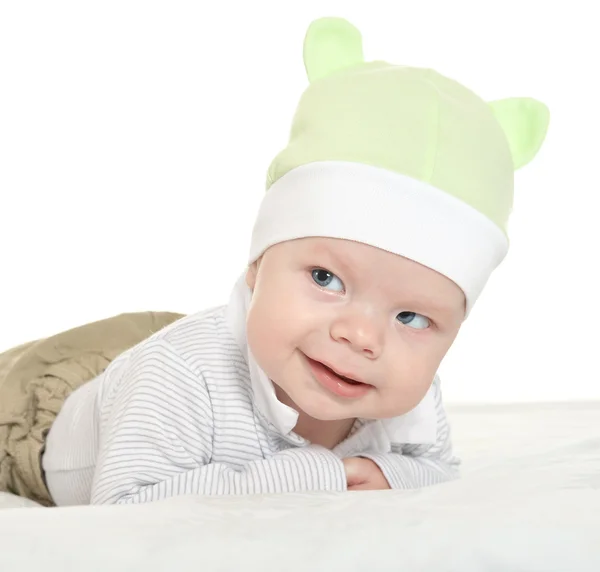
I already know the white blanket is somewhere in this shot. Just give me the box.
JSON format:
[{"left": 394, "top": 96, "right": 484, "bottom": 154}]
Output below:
[{"left": 1, "top": 401, "right": 599, "bottom": 571}]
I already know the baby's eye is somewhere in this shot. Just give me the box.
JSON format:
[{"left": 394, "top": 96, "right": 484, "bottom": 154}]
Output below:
[
  {"left": 396, "top": 311, "right": 430, "bottom": 330},
  {"left": 311, "top": 268, "right": 344, "bottom": 292}
]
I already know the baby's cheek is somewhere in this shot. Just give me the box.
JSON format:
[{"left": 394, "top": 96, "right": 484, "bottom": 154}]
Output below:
[
  {"left": 247, "top": 309, "right": 289, "bottom": 368},
  {"left": 384, "top": 374, "right": 433, "bottom": 415},
  {"left": 246, "top": 310, "right": 268, "bottom": 355}
]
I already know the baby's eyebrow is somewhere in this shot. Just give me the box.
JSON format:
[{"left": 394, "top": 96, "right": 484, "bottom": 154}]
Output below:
[
  {"left": 410, "top": 300, "right": 460, "bottom": 320},
  {"left": 390, "top": 292, "right": 452, "bottom": 315},
  {"left": 309, "top": 244, "right": 354, "bottom": 274}
]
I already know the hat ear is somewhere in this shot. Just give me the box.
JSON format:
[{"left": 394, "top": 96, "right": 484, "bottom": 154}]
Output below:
[
  {"left": 488, "top": 97, "right": 550, "bottom": 170},
  {"left": 303, "top": 17, "right": 364, "bottom": 83}
]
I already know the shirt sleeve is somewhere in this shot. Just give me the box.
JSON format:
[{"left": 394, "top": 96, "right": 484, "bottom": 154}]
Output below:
[
  {"left": 357, "top": 377, "right": 460, "bottom": 489},
  {"left": 90, "top": 339, "right": 347, "bottom": 505}
]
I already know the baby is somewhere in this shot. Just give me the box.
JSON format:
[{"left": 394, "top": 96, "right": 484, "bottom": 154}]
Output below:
[{"left": 41, "top": 17, "right": 549, "bottom": 505}]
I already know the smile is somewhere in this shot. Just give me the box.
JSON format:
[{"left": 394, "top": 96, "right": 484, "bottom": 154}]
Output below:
[
  {"left": 304, "top": 355, "right": 373, "bottom": 399},
  {"left": 321, "top": 363, "right": 362, "bottom": 385}
]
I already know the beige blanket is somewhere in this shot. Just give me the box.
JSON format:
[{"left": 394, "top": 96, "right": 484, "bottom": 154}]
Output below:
[{"left": 0, "top": 311, "right": 183, "bottom": 506}]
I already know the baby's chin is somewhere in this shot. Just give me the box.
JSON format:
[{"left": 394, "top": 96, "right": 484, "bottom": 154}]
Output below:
[
  {"left": 295, "top": 390, "right": 413, "bottom": 422},
  {"left": 291, "top": 388, "right": 371, "bottom": 421}
]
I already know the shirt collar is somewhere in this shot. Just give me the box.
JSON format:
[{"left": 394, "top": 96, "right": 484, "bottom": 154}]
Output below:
[{"left": 225, "top": 272, "right": 438, "bottom": 445}]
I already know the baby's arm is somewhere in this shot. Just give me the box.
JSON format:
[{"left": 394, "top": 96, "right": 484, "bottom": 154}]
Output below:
[
  {"left": 90, "top": 340, "right": 346, "bottom": 505},
  {"left": 357, "top": 377, "right": 460, "bottom": 489}
]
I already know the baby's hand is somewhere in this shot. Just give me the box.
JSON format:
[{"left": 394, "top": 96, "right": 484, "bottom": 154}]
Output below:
[{"left": 342, "top": 457, "right": 391, "bottom": 491}]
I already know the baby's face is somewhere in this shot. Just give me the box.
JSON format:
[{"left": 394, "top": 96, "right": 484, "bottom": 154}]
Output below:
[{"left": 245, "top": 237, "right": 465, "bottom": 421}]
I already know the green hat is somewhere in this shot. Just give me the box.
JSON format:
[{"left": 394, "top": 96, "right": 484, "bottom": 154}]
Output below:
[{"left": 249, "top": 17, "right": 549, "bottom": 317}]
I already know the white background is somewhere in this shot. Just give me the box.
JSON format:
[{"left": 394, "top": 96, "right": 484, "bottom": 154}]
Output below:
[{"left": 1, "top": 1, "right": 598, "bottom": 404}]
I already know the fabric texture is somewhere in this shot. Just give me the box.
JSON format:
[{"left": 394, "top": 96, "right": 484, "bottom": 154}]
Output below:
[
  {"left": 42, "top": 277, "right": 458, "bottom": 506},
  {"left": 249, "top": 17, "right": 550, "bottom": 316},
  {"left": 0, "top": 311, "right": 183, "bottom": 506}
]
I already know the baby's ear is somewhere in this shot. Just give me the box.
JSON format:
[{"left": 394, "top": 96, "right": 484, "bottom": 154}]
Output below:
[
  {"left": 303, "top": 17, "right": 364, "bottom": 82},
  {"left": 488, "top": 97, "right": 550, "bottom": 170}
]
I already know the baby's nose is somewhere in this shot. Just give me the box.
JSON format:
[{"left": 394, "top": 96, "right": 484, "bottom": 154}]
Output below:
[{"left": 330, "top": 315, "right": 383, "bottom": 358}]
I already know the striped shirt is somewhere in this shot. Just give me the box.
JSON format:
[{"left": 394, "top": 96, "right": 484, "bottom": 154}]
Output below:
[{"left": 42, "top": 276, "right": 460, "bottom": 506}]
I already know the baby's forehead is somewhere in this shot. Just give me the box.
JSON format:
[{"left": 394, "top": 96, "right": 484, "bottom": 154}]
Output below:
[
  {"left": 293, "top": 237, "right": 412, "bottom": 268},
  {"left": 294, "top": 236, "right": 380, "bottom": 255}
]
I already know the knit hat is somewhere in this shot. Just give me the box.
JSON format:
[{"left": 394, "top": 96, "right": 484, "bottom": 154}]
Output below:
[{"left": 249, "top": 17, "right": 549, "bottom": 317}]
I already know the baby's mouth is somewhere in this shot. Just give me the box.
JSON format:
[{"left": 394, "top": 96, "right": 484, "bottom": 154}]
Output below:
[
  {"left": 304, "top": 355, "right": 374, "bottom": 398},
  {"left": 320, "top": 363, "right": 364, "bottom": 385}
]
